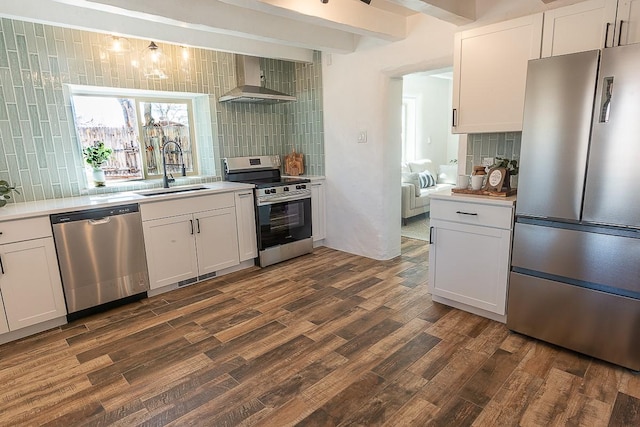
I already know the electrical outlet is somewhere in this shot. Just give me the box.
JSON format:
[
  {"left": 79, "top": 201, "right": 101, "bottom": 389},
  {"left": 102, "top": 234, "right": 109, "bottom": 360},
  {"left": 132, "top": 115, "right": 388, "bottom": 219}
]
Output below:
[{"left": 482, "top": 157, "right": 494, "bottom": 167}]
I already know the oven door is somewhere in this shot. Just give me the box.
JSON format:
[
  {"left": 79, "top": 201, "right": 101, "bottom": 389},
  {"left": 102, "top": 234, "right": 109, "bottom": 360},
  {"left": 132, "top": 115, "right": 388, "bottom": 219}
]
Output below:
[{"left": 256, "top": 195, "right": 312, "bottom": 251}]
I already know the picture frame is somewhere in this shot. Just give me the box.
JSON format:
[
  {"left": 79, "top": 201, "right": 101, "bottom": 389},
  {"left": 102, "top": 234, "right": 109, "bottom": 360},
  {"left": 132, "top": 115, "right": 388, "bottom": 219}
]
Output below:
[{"left": 484, "top": 167, "right": 507, "bottom": 192}]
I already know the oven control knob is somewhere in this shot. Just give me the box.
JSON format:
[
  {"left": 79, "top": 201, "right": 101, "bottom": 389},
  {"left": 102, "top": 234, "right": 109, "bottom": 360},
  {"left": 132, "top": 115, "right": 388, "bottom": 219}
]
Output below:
[
  {"left": 270, "top": 189, "right": 276, "bottom": 194},
  {"left": 283, "top": 187, "right": 289, "bottom": 192},
  {"left": 300, "top": 184, "right": 306, "bottom": 189},
  {"left": 296, "top": 185, "right": 301, "bottom": 189}
]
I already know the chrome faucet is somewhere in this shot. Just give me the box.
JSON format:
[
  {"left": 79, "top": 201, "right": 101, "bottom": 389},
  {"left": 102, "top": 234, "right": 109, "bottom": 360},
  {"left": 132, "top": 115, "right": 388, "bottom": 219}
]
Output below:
[{"left": 161, "top": 140, "right": 186, "bottom": 188}]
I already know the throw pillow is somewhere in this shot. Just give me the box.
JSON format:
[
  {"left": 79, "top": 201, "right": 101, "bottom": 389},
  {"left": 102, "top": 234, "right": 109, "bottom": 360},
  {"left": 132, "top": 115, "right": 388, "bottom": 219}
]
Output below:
[
  {"left": 418, "top": 171, "right": 436, "bottom": 188},
  {"left": 401, "top": 172, "right": 422, "bottom": 197},
  {"left": 408, "top": 159, "right": 433, "bottom": 174}
]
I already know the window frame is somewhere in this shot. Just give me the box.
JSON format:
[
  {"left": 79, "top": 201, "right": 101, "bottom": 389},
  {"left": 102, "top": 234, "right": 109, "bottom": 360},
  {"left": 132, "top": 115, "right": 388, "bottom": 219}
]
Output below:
[
  {"left": 69, "top": 86, "right": 202, "bottom": 186},
  {"left": 135, "top": 97, "right": 199, "bottom": 179}
]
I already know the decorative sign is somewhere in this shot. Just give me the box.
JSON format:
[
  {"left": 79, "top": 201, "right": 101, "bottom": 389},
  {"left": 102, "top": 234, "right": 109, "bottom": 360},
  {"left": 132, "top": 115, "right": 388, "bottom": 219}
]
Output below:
[{"left": 484, "top": 167, "right": 507, "bottom": 192}]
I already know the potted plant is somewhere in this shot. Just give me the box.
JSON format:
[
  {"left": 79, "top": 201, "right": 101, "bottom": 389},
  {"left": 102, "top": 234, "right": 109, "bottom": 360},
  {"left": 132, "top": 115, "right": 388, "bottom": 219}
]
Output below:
[
  {"left": 82, "top": 141, "right": 113, "bottom": 187},
  {"left": 0, "top": 179, "right": 19, "bottom": 207}
]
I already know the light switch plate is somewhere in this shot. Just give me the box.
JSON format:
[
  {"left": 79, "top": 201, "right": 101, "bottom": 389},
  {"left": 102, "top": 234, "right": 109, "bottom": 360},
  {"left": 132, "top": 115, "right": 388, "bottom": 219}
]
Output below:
[{"left": 357, "top": 131, "right": 367, "bottom": 143}]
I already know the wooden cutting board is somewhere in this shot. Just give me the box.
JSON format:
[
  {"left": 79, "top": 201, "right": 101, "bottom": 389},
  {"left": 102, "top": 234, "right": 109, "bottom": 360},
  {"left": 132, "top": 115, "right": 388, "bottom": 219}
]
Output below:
[
  {"left": 284, "top": 149, "right": 304, "bottom": 176},
  {"left": 451, "top": 188, "right": 517, "bottom": 197}
]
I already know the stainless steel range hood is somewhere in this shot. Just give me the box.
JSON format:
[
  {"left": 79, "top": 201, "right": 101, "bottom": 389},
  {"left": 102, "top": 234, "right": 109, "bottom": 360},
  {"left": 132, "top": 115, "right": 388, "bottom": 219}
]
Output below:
[{"left": 219, "top": 55, "right": 296, "bottom": 104}]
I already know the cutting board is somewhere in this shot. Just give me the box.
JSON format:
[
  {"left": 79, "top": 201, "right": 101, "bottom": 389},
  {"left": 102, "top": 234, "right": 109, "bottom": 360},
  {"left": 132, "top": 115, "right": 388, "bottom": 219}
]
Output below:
[
  {"left": 284, "top": 149, "right": 304, "bottom": 176},
  {"left": 451, "top": 188, "right": 517, "bottom": 197}
]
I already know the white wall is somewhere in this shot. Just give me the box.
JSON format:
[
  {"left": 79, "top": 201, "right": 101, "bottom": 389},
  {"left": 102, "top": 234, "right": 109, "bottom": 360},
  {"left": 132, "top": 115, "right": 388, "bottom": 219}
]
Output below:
[
  {"left": 322, "top": 13, "right": 457, "bottom": 260},
  {"left": 402, "top": 74, "right": 458, "bottom": 168}
]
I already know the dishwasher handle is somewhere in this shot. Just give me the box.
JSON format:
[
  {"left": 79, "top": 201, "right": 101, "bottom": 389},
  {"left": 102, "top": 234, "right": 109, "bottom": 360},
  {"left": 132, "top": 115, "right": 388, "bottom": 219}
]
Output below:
[{"left": 88, "top": 217, "right": 111, "bottom": 225}]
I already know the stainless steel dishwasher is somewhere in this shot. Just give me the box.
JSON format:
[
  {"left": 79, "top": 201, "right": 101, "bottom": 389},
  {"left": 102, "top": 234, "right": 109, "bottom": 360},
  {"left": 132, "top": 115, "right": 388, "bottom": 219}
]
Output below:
[{"left": 51, "top": 204, "right": 149, "bottom": 320}]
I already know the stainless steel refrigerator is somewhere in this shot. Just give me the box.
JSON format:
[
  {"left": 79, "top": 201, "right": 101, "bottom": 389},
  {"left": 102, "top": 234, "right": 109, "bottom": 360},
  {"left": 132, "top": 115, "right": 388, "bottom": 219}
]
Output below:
[{"left": 507, "top": 44, "right": 640, "bottom": 371}]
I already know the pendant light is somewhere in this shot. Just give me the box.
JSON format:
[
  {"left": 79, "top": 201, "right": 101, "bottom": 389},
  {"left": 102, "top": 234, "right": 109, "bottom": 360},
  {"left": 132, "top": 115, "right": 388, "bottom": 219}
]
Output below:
[
  {"left": 142, "top": 41, "right": 169, "bottom": 80},
  {"left": 106, "top": 35, "right": 131, "bottom": 54}
]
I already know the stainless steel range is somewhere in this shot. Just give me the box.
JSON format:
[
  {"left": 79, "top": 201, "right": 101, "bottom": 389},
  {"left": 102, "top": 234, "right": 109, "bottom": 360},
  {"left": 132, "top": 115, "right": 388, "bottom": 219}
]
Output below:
[{"left": 224, "top": 156, "right": 312, "bottom": 267}]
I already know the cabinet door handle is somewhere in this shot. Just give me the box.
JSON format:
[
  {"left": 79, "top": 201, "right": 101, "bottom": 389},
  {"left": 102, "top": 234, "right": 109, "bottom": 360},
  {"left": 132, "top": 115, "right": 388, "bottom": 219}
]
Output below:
[
  {"left": 0, "top": 255, "right": 4, "bottom": 275},
  {"left": 618, "top": 20, "right": 625, "bottom": 46},
  {"left": 456, "top": 210, "right": 478, "bottom": 216},
  {"left": 238, "top": 192, "right": 253, "bottom": 197},
  {"left": 429, "top": 226, "right": 434, "bottom": 244},
  {"left": 189, "top": 219, "right": 194, "bottom": 235},
  {"left": 604, "top": 22, "right": 611, "bottom": 48},
  {"left": 452, "top": 108, "right": 458, "bottom": 127},
  {"left": 196, "top": 218, "right": 201, "bottom": 234}
]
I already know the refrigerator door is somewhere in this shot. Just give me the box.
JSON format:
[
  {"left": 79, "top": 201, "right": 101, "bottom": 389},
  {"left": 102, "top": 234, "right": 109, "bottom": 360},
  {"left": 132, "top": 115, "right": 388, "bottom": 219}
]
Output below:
[
  {"left": 516, "top": 50, "right": 599, "bottom": 221},
  {"left": 584, "top": 43, "right": 640, "bottom": 227}
]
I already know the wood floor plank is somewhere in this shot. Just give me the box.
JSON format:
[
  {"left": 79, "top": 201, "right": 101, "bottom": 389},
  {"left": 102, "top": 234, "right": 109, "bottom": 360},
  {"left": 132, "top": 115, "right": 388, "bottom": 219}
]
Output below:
[
  {"left": 0, "top": 237, "right": 634, "bottom": 427},
  {"left": 472, "top": 369, "right": 544, "bottom": 427},
  {"left": 337, "top": 370, "right": 428, "bottom": 426},
  {"left": 298, "top": 371, "right": 386, "bottom": 426},
  {"left": 608, "top": 392, "right": 640, "bottom": 426},
  {"left": 519, "top": 367, "right": 584, "bottom": 426},
  {"left": 458, "top": 348, "right": 521, "bottom": 407}
]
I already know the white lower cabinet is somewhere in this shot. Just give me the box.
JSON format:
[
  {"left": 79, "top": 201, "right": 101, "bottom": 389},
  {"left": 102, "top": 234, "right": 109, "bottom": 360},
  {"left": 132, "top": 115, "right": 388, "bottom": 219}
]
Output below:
[
  {"left": 234, "top": 190, "right": 257, "bottom": 261},
  {"left": 428, "top": 195, "right": 515, "bottom": 321},
  {"left": 0, "top": 217, "right": 66, "bottom": 332},
  {"left": 195, "top": 207, "right": 240, "bottom": 274},
  {"left": 141, "top": 193, "right": 240, "bottom": 290},
  {"left": 310, "top": 180, "right": 326, "bottom": 242},
  {"left": 143, "top": 214, "right": 200, "bottom": 289}
]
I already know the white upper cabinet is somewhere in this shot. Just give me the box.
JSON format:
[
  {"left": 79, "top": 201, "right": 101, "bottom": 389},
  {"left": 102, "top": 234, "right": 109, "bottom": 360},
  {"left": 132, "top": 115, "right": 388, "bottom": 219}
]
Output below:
[
  {"left": 452, "top": 14, "right": 543, "bottom": 134},
  {"left": 542, "top": 0, "right": 617, "bottom": 56},
  {"left": 616, "top": 0, "right": 640, "bottom": 46},
  {"left": 543, "top": 0, "right": 640, "bottom": 57}
]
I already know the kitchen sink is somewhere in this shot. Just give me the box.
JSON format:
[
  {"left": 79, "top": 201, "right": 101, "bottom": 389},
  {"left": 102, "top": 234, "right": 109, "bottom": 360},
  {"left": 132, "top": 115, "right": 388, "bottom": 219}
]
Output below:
[{"left": 134, "top": 185, "right": 209, "bottom": 197}]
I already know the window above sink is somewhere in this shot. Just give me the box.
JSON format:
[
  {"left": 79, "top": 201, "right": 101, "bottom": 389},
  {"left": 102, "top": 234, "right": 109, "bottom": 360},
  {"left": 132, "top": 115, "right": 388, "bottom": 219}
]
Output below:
[{"left": 69, "top": 85, "right": 216, "bottom": 189}]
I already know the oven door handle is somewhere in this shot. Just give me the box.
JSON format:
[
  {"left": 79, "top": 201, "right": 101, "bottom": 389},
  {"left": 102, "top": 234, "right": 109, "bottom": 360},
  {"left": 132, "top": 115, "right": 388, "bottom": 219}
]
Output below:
[{"left": 257, "top": 193, "right": 311, "bottom": 206}]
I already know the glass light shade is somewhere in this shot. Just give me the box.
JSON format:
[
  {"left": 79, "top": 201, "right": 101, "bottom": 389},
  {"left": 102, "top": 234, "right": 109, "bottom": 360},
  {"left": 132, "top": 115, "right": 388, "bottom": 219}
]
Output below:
[
  {"left": 107, "top": 35, "right": 131, "bottom": 54},
  {"left": 142, "top": 42, "right": 169, "bottom": 80}
]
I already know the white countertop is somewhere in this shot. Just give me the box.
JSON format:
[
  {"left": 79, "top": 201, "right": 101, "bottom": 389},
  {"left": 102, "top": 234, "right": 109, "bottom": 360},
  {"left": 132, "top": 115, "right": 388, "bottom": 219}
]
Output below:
[
  {"left": 0, "top": 182, "right": 255, "bottom": 222},
  {"left": 281, "top": 175, "right": 325, "bottom": 181},
  {"left": 429, "top": 188, "right": 517, "bottom": 207}
]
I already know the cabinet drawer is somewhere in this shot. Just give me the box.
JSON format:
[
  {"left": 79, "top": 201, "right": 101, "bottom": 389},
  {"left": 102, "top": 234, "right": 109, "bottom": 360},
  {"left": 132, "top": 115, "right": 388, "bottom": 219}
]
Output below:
[
  {"left": 430, "top": 199, "right": 513, "bottom": 229},
  {"left": 141, "top": 192, "right": 235, "bottom": 221},
  {"left": 0, "top": 216, "right": 53, "bottom": 243}
]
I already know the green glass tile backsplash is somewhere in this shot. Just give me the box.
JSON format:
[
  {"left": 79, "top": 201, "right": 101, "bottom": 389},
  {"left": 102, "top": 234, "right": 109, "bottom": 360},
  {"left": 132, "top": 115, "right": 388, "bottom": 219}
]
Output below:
[{"left": 0, "top": 17, "right": 324, "bottom": 203}]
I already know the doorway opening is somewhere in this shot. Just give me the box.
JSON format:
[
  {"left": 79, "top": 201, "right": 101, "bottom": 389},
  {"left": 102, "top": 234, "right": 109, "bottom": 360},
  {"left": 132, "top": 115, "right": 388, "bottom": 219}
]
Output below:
[{"left": 400, "top": 67, "right": 459, "bottom": 241}]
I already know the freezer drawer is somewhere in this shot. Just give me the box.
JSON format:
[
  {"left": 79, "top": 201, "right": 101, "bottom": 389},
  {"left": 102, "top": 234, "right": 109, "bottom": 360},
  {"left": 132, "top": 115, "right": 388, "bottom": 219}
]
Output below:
[
  {"left": 512, "top": 221, "right": 640, "bottom": 297},
  {"left": 507, "top": 272, "right": 640, "bottom": 371}
]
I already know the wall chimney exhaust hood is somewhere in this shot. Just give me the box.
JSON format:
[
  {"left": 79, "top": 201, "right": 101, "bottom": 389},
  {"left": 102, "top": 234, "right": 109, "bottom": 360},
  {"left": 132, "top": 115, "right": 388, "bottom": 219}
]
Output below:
[{"left": 219, "top": 55, "right": 296, "bottom": 104}]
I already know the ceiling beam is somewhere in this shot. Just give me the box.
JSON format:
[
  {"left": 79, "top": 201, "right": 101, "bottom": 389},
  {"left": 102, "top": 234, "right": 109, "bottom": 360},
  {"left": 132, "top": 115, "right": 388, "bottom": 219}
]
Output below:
[
  {"left": 0, "top": 0, "right": 319, "bottom": 61},
  {"left": 385, "top": 0, "right": 476, "bottom": 25},
  {"left": 46, "top": 0, "right": 366, "bottom": 54},
  {"left": 219, "top": 0, "right": 407, "bottom": 41}
]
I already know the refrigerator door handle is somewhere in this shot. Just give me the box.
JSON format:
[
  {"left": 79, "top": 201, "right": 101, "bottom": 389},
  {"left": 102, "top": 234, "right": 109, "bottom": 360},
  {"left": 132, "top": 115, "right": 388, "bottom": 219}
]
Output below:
[
  {"left": 604, "top": 22, "right": 611, "bottom": 48},
  {"left": 599, "top": 77, "right": 614, "bottom": 123},
  {"left": 429, "top": 226, "right": 434, "bottom": 244}
]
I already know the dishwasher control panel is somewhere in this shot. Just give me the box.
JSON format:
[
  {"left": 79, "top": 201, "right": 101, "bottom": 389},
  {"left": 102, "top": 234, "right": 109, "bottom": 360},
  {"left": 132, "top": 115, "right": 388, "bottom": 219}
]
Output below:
[{"left": 50, "top": 203, "right": 140, "bottom": 224}]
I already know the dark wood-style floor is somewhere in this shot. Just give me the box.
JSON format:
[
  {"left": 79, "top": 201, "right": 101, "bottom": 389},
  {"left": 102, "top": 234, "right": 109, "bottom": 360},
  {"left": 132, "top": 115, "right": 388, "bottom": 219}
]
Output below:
[{"left": 1, "top": 238, "right": 639, "bottom": 426}]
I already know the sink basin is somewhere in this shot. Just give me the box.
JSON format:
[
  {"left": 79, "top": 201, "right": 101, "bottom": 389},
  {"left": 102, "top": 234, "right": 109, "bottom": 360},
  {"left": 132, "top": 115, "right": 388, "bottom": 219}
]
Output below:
[{"left": 135, "top": 185, "right": 209, "bottom": 197}]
